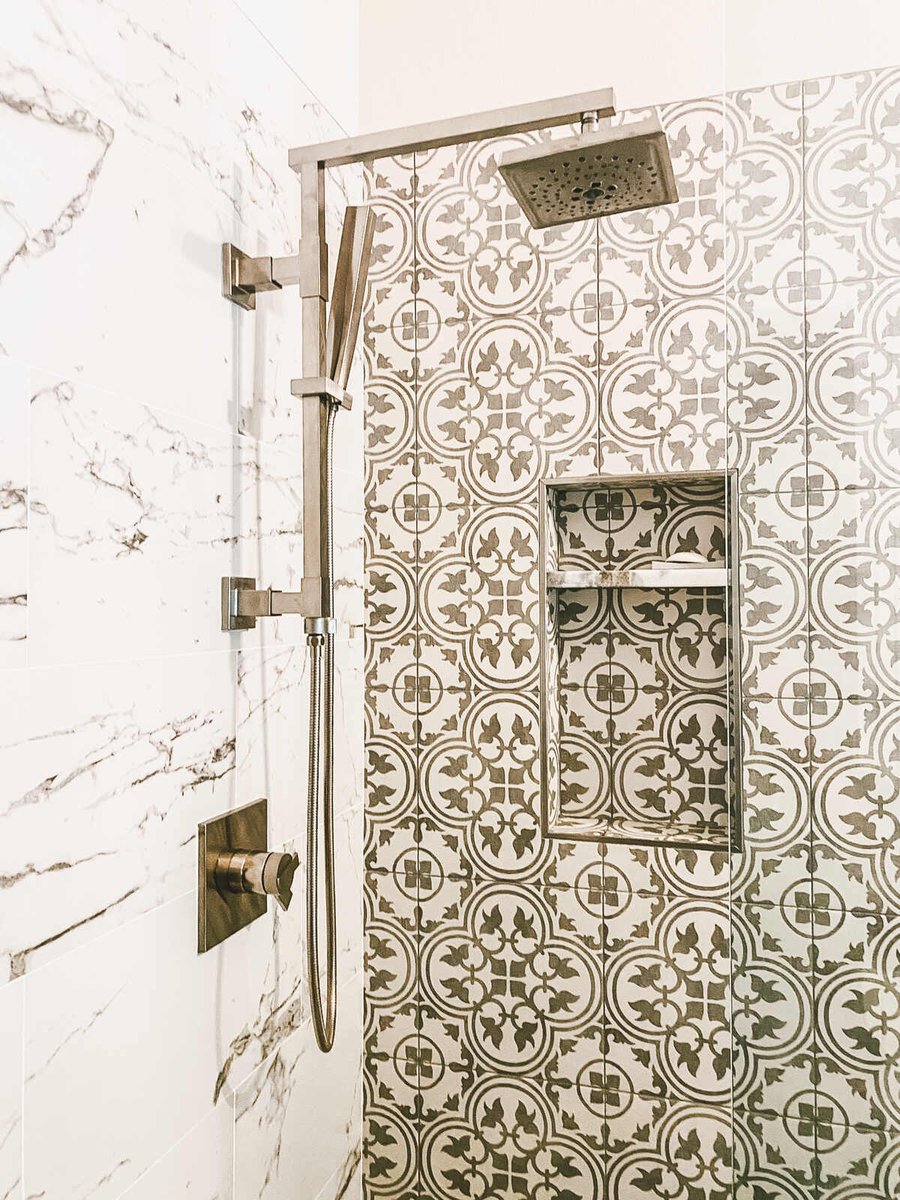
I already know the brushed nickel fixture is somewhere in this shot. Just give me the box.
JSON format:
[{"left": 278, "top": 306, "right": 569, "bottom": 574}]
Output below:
[
  {"left": 220, "top": 202, "right": 374, "bottom": 1053},
  {"left": 215, "top": 85, "right": 677, "bottom": 1052},
  {"left": 498, "top": 114, "right": 678, "bottom": 229},
  {"left": 198, "top": 799, "right": 298, "bottom": 953},
  {"left": 221, "top": 243, "right": 303, "bottom": 312}
]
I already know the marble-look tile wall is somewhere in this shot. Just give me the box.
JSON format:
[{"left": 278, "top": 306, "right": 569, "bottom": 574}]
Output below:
[
  {"left": 0, "top": 2, "right": 363, "bottom": 1198},
  {"left": 362, "top": 67, "right": 900, "bottom": 1200}
]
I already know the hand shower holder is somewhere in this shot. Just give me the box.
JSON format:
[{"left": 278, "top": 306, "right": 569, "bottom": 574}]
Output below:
[{"left": 291, "top": 375, "right": 353, "bottom": 411}]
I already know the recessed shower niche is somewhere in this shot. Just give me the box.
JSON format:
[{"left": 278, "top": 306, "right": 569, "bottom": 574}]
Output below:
[{"left": 540, "top": 471, "right": 742, "bottom": 851}]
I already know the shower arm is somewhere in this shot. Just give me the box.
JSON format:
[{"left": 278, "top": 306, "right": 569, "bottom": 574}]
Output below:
[{"left": 287, "top": 87, "right": 616, "bottom": 169}]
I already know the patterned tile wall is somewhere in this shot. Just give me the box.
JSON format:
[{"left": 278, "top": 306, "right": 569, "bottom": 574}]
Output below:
[{"left": 363, "top": 67, "right": 900, "bottom": 1200}]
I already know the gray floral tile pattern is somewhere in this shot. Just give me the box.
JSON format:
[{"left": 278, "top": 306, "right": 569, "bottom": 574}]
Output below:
[
  {"left": 417, "top": 690, "right": 545, "bottom": 881},
  {"left": 418, "top": 1076, "right": 605, "bottom": 1200},
  {"left": 596, "top": 100, "right": 724, "bottom": 305},
  {"left": 726, "top": 286, "right": 806, "bottom": 494},
  {"left": 738, "top": 489, "right": 810, "bottom": 698},
  {"left": 364, "top": 67, "right": 900, "bottom": 1200},
  {"left": 805, "top": 276, "right": 900, "bottom": 492},
  {"left": 418, "top": 504, "right": 540, "bottom": 693},
  {"left": 598, "top": 296, "right": 727, "bottom": 476},
  {"left": 808, "top": 487, "right": 900, "bottom": 701},
  {"left": 416, "top": 312, "right": 600, "bottom": 506},
  {"left": 732, "top": 695, "right": 812, "bottom": 908},
  {"left": 804, "top": 69, "right": 900, "bottom": 286},
  {"left": 810, "top": 698, "right": 900, "bottom": 916},
  {"left": 724, "top": 83, "right": 803, "bottom": 295}
]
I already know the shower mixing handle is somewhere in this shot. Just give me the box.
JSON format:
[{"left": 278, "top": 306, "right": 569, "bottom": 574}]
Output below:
[
  {"left": 262, "top": 851, "right": 300, "bottom": 912},
  {"left": 213, "top": 848, "right": 300, "bottom": 912}
]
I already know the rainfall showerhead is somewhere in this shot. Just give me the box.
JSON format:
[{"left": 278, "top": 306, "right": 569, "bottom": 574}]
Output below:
[{"left": 498, "top": 115, "right": 678, "bottom": 230}]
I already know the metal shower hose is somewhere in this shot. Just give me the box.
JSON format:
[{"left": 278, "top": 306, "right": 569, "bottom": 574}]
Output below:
[{"left": 306, "top": 398, "right": 338, "bottom": 1051}]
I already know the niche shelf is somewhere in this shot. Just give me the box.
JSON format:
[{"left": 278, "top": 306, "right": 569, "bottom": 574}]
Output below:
[
  {"left": 539, "top": 470, "right": 742, "bottom": 852},
  {"left": 547, "top": 566, "right": 729, "bottom": 589}
]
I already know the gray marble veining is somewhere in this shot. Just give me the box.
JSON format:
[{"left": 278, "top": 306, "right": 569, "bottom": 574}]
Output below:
[
  {"left": 0, "top": 360, "right": 28, "bottom": 665},
  {"left": 0, "top": 0, "right": 363, "bottom": 1195}
]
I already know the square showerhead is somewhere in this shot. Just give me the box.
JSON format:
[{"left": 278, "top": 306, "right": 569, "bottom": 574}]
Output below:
[{"left": 499, "top": 115, "right": 678, "bottom": 230}]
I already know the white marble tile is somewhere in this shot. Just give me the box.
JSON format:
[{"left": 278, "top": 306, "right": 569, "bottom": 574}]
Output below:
[
  {"left": 118, "top": 1106, "right": 233, "bottom": 1200},
  {"left": 0, "top": 359, "right": 28, "bottom": 665},
  {"left": 0, "top": 980, "right": 23, "bottom": 1200},
  {"left": 233, "top": 971, "right": 362, "bottom": 1200},
  {"left": 23, "top": 888, "right": 307, "bottom": 1200},
  {"left": 0, "top": 0, "right": 352, "bottom": 450},
  {"left": 333, "top": 503, "right": 365, "bottom": 638},
  {"left": 332, "top": 636, "right": 365, "bottom": 815},
  {"left": 210, "top": 872, "right": 308, "bottom": 1103},
  {"left": 231, "top": 0, "right": 359, "bottom": 136},
  {"left": 333, "top": 804, "right": 364, "bottom": 993},
  {"left": 23, "top": 896, "right": 209, "bottom": 1200},
  {"left": 27, "top": 372, "right": 303, "bottom": 665},
  {"left": 235, "top": 637, "right": 361, "bottom": 995},
  {"left": 0, "top": 650, "right": 236, "bottom": 981},
  {"left": 319, "top": 1161, "right": 362, "bottom": 1200},
  {"left": 1, "top": 1, "right": 363, "bottom": 1197},
  {"left": 236, "top": 644, "right": 308, "bottom": 851},
  {"left": 237, "top": 635, "right": 363, "bottom": 841}
]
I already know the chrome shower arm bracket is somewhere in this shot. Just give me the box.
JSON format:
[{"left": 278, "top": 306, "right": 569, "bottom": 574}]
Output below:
[{"left": 222, "top": 243, "right": 307, "bottom": 310}]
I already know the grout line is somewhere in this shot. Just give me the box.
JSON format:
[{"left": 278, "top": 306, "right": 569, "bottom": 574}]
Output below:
[
  {"left": 3, "top": 633, "right": 372, "bottom": 678},
  {"left": 226, "top": 0, "right": 353, "bottom": 141},
  {"left": 310, "top": 1154, "right": 361, "bottom": 1200},
  {"left": 722, "top": 65, "right": 737, "bottom": 1144},
  {"left": 231, "top": 1085, "right": 237, "bottom": 1200},
  {"left": 114, "top": 1106, "right": 223, "bottom": 1199},
  {"left": 20, "top": 976, "right": 26, "bottom": 1200},
  {"left": 224, "top": 968, "right": 364, "bottom": 1105},
  {"left": 410, "top": 146, "right": 425, "bottom": 1200},
  {"left": 799, "top": 77, "right": 826, "bottom": 1172},
  {"left": 16, "top": 888, "right": 195, "bottom": 987},
  {"left": 370, "top": 865, "right": 889, "bottom": 919},
  {"left": 375, "top": 483, "right": 900, "bottom": 515},
  {"left": 23, "top": 364, "right": 31, "bottom": 677},
  {"left": 26, "top": 355, "right": 309, "bottom": 460}
]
